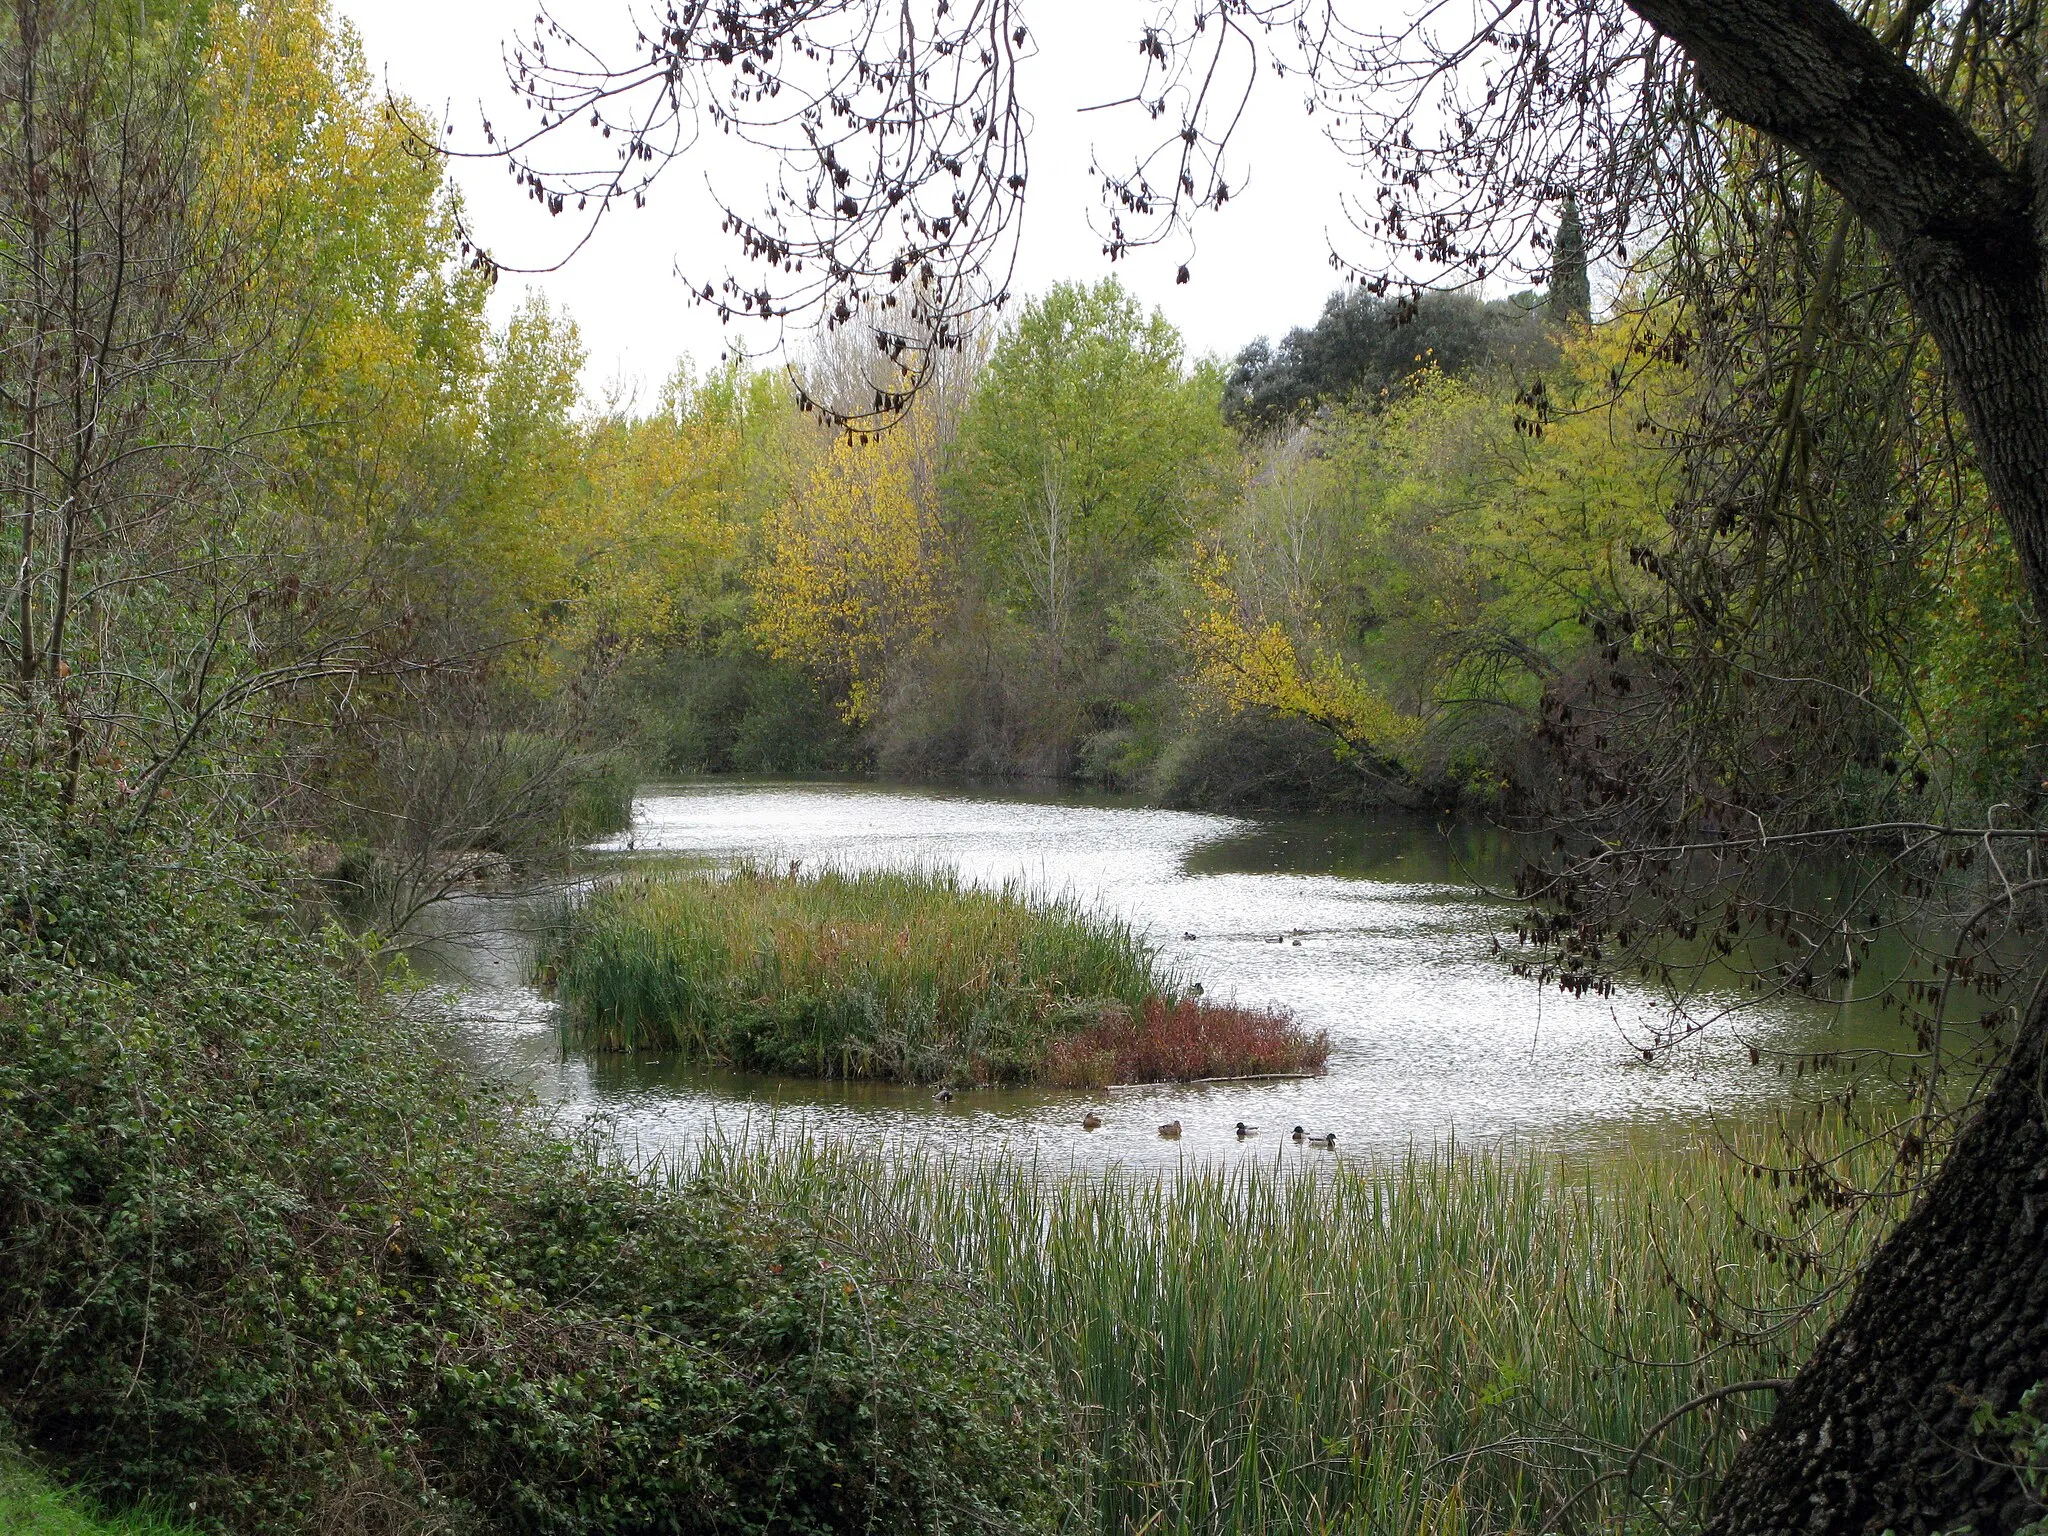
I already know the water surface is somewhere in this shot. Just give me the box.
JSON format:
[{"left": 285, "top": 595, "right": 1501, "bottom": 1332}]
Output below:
[{"left": 425, "top": 779, "right": 1884, "bottom": 1168}]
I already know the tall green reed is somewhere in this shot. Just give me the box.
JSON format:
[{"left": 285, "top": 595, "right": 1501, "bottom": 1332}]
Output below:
[
  {"left": 536, "top": 863, "right": 1163, "bottom": 1081},
  {"left": 683, "top": 1122, "right": 1887, "bottom": 1535}
]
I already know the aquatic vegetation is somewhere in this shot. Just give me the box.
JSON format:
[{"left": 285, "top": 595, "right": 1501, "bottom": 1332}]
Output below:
[
  {"left": 1043, "top": 995, "right": 1330, "bottom": 1086},
  {"left": 693, "top": 1120, "right": 1891, "bottom": 1536},
  {"left": 539, "top": 864, "right": 1328, "bottom": 1084}
]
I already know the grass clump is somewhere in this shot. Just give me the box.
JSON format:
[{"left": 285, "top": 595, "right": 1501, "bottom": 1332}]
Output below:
[
  {"left": 696, "top": 1123, "right": 1893, "bottom": 1536},
  {"left": 538, "top": 864, "right": 1329, "bottom": 1084},
  {"left": 0, "top": 810, "right": 1066, "bottom": 1534},
  {"left": 0, "top": 1447, "right": 190, "bottom": 1535}
]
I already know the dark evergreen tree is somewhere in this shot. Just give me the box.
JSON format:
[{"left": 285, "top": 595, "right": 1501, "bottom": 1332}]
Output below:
[
  {"left": 1222, "top": 289, "right": 1551, "bottom": 427},
  {"left": 1549, "top": 195, "right": 1591, "bottom": 323}
]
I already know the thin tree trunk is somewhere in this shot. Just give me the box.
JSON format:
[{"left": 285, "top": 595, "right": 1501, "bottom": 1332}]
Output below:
[{"left": 13, "top": 0, "right": 43, "bottom": 685}]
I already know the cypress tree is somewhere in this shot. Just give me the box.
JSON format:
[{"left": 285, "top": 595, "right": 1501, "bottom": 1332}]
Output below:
[{"left": 1549, "top": 195, "right": 1591, "bottom": 323}]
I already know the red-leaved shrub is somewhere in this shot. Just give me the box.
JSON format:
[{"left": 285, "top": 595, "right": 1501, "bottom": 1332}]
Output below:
[{"left": 1043, "top": 998, "right": 1330, "bottom": 1087}]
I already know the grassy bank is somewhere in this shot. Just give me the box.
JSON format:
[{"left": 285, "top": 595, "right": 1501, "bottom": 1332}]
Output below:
[
  {"left": 2, "top": 801, "right": 1900, "bottom": 1535},
  {"left": 691, "top": 1122, "right": 1892, "bottom": 1535},
  {"left": 4, "top": 796, "right": 1902, "bottom": 1536},
  {"left": 538, "top": 864, "right": 1329, "bottom": 1084}
]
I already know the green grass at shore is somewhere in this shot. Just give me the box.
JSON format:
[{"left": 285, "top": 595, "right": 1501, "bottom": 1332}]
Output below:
[
  {"left": 539, "top": 864, "right": 1328, "bottom": 1084},
  {"left": 6, "top": 809, "right": 1891, "bottom": 1536},
  {"left": 690, "top": 1119, "right": 1892, "bottom": 1535},
  {"left": 0, "top": 1453, "right": 189, "bottom": 1535}
]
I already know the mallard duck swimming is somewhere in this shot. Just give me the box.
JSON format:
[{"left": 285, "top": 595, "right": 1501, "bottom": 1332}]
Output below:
[
  {"left": 1082, "top": 1111, "right": 1102, "bottom": 1131},
  {"left": 1235, "top": 1121, "right": 1258, "bottom": 1138},
  {"left": 1291, "top": 1125, "right": 1307, "bottom": 1143},
  {"left": 1309, "top": 1132, "right": 1337, "bottom": 1150},
  {"left": 1158, "top": 1119, "right": 1182, "bottom": 1138}
]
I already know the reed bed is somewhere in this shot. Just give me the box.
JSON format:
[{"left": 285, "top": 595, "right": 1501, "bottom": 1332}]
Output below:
[
  {"left": 537, "top": 864, "right": 1326, "bottom": 1085},
  {"left": 684, "top": 1122, "right": 1889, "bottom": 1535}
]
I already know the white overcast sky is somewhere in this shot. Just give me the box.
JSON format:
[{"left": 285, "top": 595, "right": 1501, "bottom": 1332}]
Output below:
[{"left": 334, "top": 0, "right": 1389, "bottom": 396}]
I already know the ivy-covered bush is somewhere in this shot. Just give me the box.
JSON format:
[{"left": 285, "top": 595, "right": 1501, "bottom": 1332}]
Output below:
[{"left": 0, "top": 807, "right": 1066, "bottom": 1534}]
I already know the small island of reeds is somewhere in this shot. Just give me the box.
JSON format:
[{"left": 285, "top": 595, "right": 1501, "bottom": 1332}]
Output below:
[{"left": 536, "top": 864, "right": 1330, "bottom": 1086}]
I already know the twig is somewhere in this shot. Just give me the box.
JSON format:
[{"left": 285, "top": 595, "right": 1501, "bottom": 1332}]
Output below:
[
  {"left": 1541, "top": 1379, "right": 1792, "bottom": 1533},
  {"left": 1622, "top": 1379, "right": 1793, "bottom": 1486}
]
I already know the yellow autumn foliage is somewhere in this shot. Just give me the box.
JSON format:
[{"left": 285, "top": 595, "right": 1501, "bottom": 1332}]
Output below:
[
  {"left": 1184, "top": 325, "right": 1672, "bottom": 778},
  {"left": 458, "top": 334, "right": 761, "bottom": 688},
  {"left": 1186, "top": 544, "right": 1420, "bottom": 761},
  {"left": 753, "top": 424, "right": 948, "bottom": 724},
  {"left": 539, "top": 370, "right": 753, "bottom": 669}
]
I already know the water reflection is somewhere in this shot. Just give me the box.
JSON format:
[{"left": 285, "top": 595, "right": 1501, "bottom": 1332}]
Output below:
[{"left": 420, "top": 778, "right": 1893, "bottom": 1168}]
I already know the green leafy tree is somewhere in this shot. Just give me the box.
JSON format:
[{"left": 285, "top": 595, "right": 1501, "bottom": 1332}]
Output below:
[{"left": 948, "top": 279, "right": 1231, "bottom": 678}]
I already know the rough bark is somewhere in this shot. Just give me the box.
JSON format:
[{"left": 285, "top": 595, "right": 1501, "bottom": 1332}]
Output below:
[
  {"left": 1702, "top": 1002, "right": 2048, "bottom": 1535},
  {"left": 1604, "top": 4, "right": 2048, "bottom": 1532}
]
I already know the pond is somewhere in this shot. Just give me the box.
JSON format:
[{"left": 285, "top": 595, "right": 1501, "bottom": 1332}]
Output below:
[{"left": 421, "top": 778, "right": 1893, "bottom": 1168}]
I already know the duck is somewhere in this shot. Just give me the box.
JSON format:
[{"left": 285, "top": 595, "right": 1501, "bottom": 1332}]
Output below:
[
  {"left": 1309, "top": 1132, "right": 1337, "bottom": 1150},
  {"left": 1235, "top": 1121, "right": 1258, "bottom": 1138},
  {"left": 1082, "top": 1111, "right": 1102, "bottom": 1131},
  {"left": 1291, "top": 1125, "right": 1307, "bottom": 1143},
  {"left": 1158, "top": 1119, "right": 1182, "bottom": 1139},
  {"left": 935, "top": 1087, "right": 955, "bottom": 1103}
]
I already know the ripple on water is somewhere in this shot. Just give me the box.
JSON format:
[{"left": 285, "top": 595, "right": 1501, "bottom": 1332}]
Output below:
[{"left": 414, "top": 778, "right": 1884, "bottom": 1171}]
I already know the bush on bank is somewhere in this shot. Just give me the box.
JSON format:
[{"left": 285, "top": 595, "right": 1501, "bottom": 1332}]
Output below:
[
  {"left": 0, "top": 805, "right": 1067, "bottom": 1535},
  {"left": 537, "top": 864, "right": 1328, "bottom": 1085}
]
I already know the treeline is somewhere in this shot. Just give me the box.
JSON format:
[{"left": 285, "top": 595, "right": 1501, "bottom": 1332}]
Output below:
[
  {"left": 9, "top": 0, "right": 2033, "bottom": 925},
  {"left": 614, "top": 280, "right": 2037, "bottom": 831},
  {"left": 0, "top": 0, "right": 766, "bottom": 918}
]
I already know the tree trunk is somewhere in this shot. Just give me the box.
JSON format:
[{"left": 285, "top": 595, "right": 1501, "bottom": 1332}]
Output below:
[
  {"left": 1705, "top": 1001, "right": 2048, "bottom": 1535},
  {"left": 1600, "top": 4, "right": 2048, "bottom": 1529}
]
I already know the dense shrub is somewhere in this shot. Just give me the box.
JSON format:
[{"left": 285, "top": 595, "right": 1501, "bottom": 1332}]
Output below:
[
  {"left": 629, "top": 650, "right": 860, "bottom": 775},
  {"left": 1150, "top": 710, "right": 1388, "bottom": 813},
  {"left": 318, "top": 729, "right": 637, "bottom": 922},
  {"left": 0, "top": 809, "right": 1066, "bottom": 1534}
]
